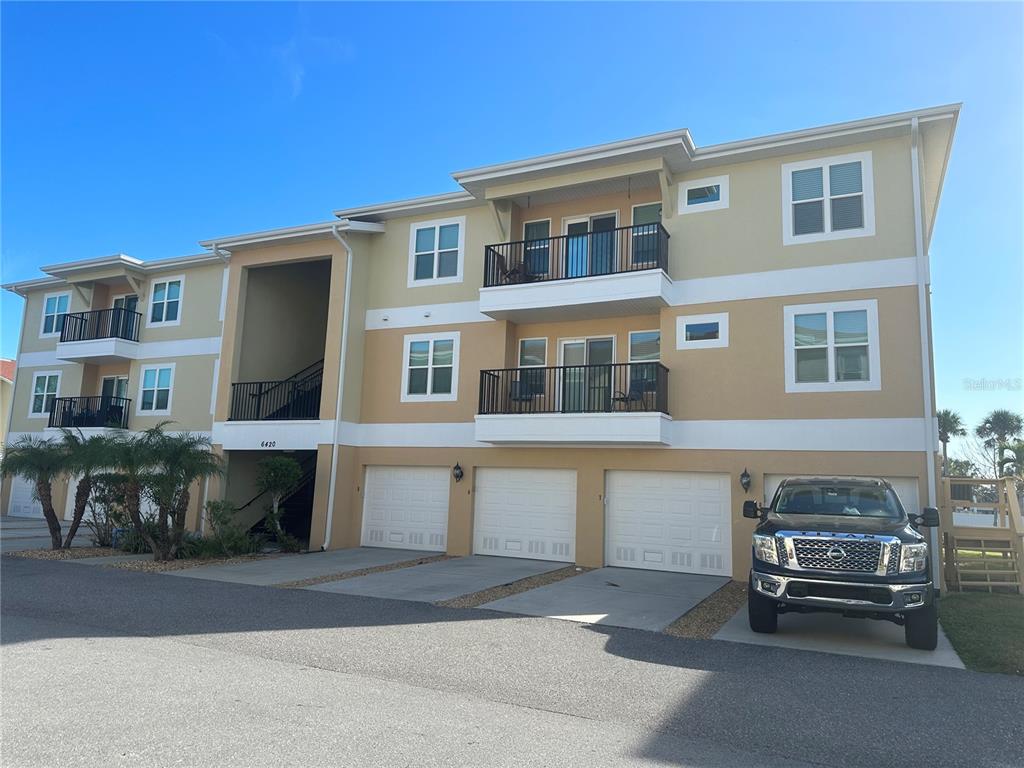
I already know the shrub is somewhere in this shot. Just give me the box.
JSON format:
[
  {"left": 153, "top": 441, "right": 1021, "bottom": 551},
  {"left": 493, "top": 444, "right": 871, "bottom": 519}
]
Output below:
[
  {"left": 85, "top": 473, "right": 129, "bottom": 548},
  {"left": 186, "top": 499, "right": 265, "bottom": 558}
]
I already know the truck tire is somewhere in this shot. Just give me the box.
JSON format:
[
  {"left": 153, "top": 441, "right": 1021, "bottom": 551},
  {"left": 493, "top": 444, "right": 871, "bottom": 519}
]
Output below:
[
  {"left": 904, "top": 602, "right": 938, "bottom": 650},
  {"left": 748, "top": 578, "right": 778, "bottom": 633}
]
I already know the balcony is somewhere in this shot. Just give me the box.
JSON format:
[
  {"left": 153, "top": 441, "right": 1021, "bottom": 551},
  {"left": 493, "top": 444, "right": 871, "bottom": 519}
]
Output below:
[
  {"left": 479, "top": 223, "right": 671, "bottom": 321},
  {"left": 56, "top": 308, "right": 142, "bottom": 363},
  {"left": 475, "top": 362, "right": 671, "bottom": 444},
  {"left": 48, "top": 396, "right": 131, "bottom": 430},
  {"left": 228, "top": 361, "right": 324, "bottom": 422}
]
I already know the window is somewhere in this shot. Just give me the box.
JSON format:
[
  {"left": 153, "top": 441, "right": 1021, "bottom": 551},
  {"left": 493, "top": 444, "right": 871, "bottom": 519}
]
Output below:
[
  {"left": 523, "top": 220, "right": 551, "bottom": 276},
  {"left": 28, "top": 372, "right": 60, "bottom": 417},
  {"left": 676, "top": 313, "right": 729, "bottom": 349},
  {"left": 782, "top": 151, "right": 875, "bottom": 245},
  {"left": 408, "top": 216, "right": 465, "bottom": 286},
  {"left": 631, "top": 203, "right": 663, "bottom": 265},
  {"left": 138, "top": 364, "right": 175, "bottom": 414},
  {"left": 149, "top": 277, "right": 183, "bottom": 326},
  {"left": 678, "top": 175, "right": 729, "bottom": 214},
  {"left": 628, "top": 330, "right": 661, "bottom": 393},
  {"left": 516, "top": 337, "right": 547, "bottom": 397},
  {"left": 784, "top": 300, "right": 880, "bottom": 392},
  {"left": 401, "top": 332, "right": 460, "bottom": 402},
  {"left": 40, "top": 292, "right": 71, "bottom": 337}
]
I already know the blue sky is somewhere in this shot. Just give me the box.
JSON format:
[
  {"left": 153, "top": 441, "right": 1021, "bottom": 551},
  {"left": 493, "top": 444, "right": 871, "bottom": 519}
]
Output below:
[{"left": 2, "top": 2, "right": 1021, "bottom": 452}]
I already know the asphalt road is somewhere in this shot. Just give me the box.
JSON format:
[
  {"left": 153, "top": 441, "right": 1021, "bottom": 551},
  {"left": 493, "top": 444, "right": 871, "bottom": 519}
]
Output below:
[{"left": 2, "top": 557, "right": 1022, "bottom": 768}]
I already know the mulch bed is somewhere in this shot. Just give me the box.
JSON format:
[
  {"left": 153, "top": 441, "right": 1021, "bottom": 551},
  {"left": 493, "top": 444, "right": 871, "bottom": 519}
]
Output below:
[
  {"left": 663, "top": 580, "right": 747, "bottom": 639},
  {"left": 437, "top": 565, "right": 590, "bottom": 609},
  {"left": 5, "top": 547, "right": 122, "bottom": 560},
  {"left": 275, "top": 554, "right": 454, "bottom": 589},
  {"left": 108, "top": 553, "right": 274, "bottom": 573}
]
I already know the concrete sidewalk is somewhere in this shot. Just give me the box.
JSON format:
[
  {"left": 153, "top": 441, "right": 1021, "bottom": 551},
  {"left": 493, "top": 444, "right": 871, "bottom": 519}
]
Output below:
[
  {"left": 305, "top": 555, "right": 562, "bottom": 603},
  {"left": 165, "top": 547, "right": 434, "bottom": 586},
  {"left": 483, "top": 567, "right": 729, "bottom": 631}
]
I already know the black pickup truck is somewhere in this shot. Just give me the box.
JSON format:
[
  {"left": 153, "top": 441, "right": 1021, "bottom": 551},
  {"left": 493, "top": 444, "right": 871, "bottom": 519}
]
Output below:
[{"left": 743, "top": 477, "right": 940, "bottom": 650}]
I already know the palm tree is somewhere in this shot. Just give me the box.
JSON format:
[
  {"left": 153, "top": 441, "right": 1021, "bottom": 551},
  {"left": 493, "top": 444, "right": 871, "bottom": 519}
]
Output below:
[
  {"left": 937, "top": 409, "right": 966, "bottom": 476},
  {"left": 144, "top": 427, "right": 222, "bottom": 561},
  {"left": 976, "top": 409, "right": 1024, "bottom": 476},
  {"left": 0, "top": 436, "right": 68, "bottom": 549},
  {"left": 59, "top": 429, "right": 114, "bottom": 549},
  {"left": 105, "top": 428, "right": 160, "bottom": 555},
  {"left": 999, "top": 441, "right": 1024, "bottom": 479}
]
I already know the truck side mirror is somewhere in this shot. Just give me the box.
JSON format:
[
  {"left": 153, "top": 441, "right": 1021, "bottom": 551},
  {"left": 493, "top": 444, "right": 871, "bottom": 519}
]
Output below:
[
  {"left": 914, "top": 507, "right": 940, "bottom": 527},
  {"left": 743, "top": 500, "right": 762, "bottom": 519}
]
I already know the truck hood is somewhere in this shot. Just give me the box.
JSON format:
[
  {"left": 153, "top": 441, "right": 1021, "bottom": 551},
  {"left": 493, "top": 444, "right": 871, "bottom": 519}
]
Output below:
[{"left": 758, "top": 513, "right": 924, "bottom": 543}]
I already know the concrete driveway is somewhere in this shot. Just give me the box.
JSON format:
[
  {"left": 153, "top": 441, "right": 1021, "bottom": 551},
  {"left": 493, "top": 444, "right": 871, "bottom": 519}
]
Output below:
[
  {"left": 714, "top": 605, "right": 964, "bottom": 668},
  {"left": 483, "top": 567, "right": 730, "bottom": 631},
  {"left": 305, "top": 555, "right": 563, "bottom": 602},
  {"left": 0, "top": 516, "right": 90, "bottom": 552},
  {"left": 166, "top": 547, "right": 434, "bottom": 586}
]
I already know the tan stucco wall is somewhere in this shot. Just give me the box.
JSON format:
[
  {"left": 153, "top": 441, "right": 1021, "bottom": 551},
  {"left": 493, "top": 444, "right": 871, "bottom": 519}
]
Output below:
[
  {"left": 314, "top": 445, "right": 929, "bottom": 579},
  {"left": 509, "top": 188, "right": 662, "bottom": 240}
]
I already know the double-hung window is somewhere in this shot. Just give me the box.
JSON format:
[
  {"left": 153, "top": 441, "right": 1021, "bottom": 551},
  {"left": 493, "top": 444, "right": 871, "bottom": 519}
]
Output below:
[
  {"left": 28, "top": 372, "right": 60, "bottom": 417},
  {"left": 628, "top": 330, "right": 661, "bottom": 395},
  {"left": 401, "top": 332, "right": 460, "bottom": 402},
  {"left": 409, "top": 217, "right": 465, "bottom": 286},
  {"left": 138, "top": 364, "right": 175, "bottom": 414},
  {"left": 516, "top": 338, "right": 547, "bottom": 398},
  {"left": 784, "top": 300, "right": 880, "bottom": 392},
  {"left": 522, "top": 220, "right": 551, "bottom": 277},
  {"left": 40, "top": 293, "right": 71, "bottom": 337},
  {"left": 782, "top": 152, "right": 874, "bottom": 244},
  {"left": 149, "top": 278, "right": 183, "bottom": 325}
]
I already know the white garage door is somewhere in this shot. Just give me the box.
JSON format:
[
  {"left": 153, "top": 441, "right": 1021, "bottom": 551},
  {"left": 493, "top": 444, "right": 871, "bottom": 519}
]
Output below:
[
  {"left": 474, "top": 468, "right": 576, "bottom": 562},
  {"left": 7, "top": 476, "right": 43, "bottom": 518},
  {"left": 605, "top": 471, "right": 732, "bottom": 576},
  {"left": 764, "top": 475, "right": 920, "bottom": 515},
  {"left": 361, "top": 466, "right": 449, "bottom": 551}
]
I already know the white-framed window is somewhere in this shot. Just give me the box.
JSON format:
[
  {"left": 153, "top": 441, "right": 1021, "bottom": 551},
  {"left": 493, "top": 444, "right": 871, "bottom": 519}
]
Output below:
[
  {"left": 678, "top": 175, "right": 729, "bottom": 214},
  {"left": 676, "top": 313, "right": 729, "bottom": 349},
  {"left": 39, "top": 292, "right": 71, "bottom": 338},
  {"left": 518, "top": 337, "right": 547, "bottom": 367},
  {"left": 138, "top": 363, "right": 175, "bottom": 414},
  {"left": 408, "top": 216, "right": 465, "bottom": 287},
  {"left": 401, "top": 332, "right": 460, "bottom": 402},
  {"left": 147, "top": 276, "right": 184, "bottom": 327},
  {"left": 628, "top": 329, "right": 661, "bottom": 394},
  {"left": 28, "top": 371, "right": 61, "bottom": 418},
  {"left": 516, "top": 337, "right": 548, "bottom": 397},
  {"left": 781, "top": 151, "right": 875, "bottom": 245},
  {"left": 783, "top": 300, "right": 880, "bottom": 393}
]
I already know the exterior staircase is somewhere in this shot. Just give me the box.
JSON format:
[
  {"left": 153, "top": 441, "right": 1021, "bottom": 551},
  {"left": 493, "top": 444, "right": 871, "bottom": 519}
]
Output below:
[{"left": 940, "top": 477, "right": 1023, "bottom": 594}]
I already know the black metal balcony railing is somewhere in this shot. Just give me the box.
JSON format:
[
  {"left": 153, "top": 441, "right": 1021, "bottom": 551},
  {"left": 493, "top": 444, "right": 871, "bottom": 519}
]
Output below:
[
  {"left": 479, "top": 363, "right": 669, "bottom": 416},
  {"left": 48, "top": 396, "right": 131, "bottom": 429},
  {"left": 483, "top": 222, "right": 669, "bottom": 288},
  {"left": 60, "top": 308, "right": 143, "bottom": 343},
  {"left": 229, "top": 361, "right": 324, "bottom": 421}
]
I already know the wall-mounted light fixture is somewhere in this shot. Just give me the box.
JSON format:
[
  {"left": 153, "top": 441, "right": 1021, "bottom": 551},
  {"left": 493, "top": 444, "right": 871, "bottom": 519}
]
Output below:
[
  {"left": 739, "top": 468, "right": 751, "bottom": 494},
  {"left": 453, "top": 463, "right": 464, "bottom": 483}
]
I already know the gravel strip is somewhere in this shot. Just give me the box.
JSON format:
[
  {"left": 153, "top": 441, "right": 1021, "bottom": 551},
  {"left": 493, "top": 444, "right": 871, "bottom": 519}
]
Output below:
[
  {"left": 275, "top": 554, "right": 454, "bottom": 589},
  {"left": 107, "top": 553, "right": 273, "bottom": 573},
  {"left": 663, "top": 580, "right": 747, "bottom": 639},
  {"left": 5, "top": 547, "right": 122, "bottom": 561},
  {"left": 436, "top": 565, "right": 591, "bottom": 609}
]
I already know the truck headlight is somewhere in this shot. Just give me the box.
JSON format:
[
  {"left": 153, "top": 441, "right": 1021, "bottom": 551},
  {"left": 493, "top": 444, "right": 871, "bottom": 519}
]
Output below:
[
  {"left": 753, "top": 534, "right": 779, "bottom": 565},
  {"left": 899, "top": 543, "right": 928, "bottom": 573}
]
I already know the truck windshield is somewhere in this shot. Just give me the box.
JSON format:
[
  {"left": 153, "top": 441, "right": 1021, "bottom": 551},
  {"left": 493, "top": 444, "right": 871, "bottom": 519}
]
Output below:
[{"left": 774, "top": 485, "right": 905, "bottom": 519}]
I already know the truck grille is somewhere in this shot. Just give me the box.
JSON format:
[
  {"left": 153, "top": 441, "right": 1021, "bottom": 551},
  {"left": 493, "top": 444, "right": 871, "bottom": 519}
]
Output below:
[{"left": 792, "top": 537, "right": 882, "bottom": 573}]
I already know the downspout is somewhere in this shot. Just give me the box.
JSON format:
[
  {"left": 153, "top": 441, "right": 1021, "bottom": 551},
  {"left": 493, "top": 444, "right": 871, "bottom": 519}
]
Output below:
[
  {"left": 200, "top": 241, "right": 228, "bottom": 537},
  {"left": 323, "top": 224, "right": 353, "bottom": 550},
  {"left": 910, "top": 117, "right": 941, "bottom": 589}
]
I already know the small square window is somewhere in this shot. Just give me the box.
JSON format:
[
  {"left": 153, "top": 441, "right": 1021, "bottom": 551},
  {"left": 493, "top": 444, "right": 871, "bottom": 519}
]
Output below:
[
  {"left": 402, "top": 333, "right": 460, "bottom": 402},
  {"left": 518, "top": 338, "right": 547, "bottom": 367},
  {"left": 685, "top": 322, "right": 719, "bottom": 342},
  {"left": 409, "top": 218, "right": 465, "bottom": 286},
  {"left": 149, "top": 278, "right": 184, "bottom": 325}
]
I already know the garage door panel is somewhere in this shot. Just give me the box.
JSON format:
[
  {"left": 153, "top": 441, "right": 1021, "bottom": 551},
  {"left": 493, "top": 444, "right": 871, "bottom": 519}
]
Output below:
[
  {"left": 361, "top": 466, "right": 449, "bottom": 552},
  {"left": 606, "top": 470, "right": 731, "bottom": 576},
  {"left": 474, "top": 468, "right": 576, "bottom": 563},
  {"left": 8, "top": 477, "right": 43, "bottom": 518}
]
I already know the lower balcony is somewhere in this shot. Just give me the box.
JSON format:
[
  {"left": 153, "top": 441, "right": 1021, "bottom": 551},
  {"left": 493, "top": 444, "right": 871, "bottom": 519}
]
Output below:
[
  {"left": 48, "top": 396, "right": 131, "bottom": 430},
  {"left": 474, "top": 362, "right": 671, "bottom": 444}
]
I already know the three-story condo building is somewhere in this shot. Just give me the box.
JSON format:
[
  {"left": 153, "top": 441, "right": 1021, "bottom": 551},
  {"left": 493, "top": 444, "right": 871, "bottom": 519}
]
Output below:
[{"left": 2, "top": 104, "right": 959, "bottom": 581}]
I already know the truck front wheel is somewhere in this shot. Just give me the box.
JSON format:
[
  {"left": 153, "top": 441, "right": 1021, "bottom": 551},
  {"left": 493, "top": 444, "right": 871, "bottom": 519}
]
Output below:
[
  {"left": 748, "top": 578, "right": 778, "bottom": 633},
  {"left": 904, "top": 602, "right": 938, "bottom": 650}
]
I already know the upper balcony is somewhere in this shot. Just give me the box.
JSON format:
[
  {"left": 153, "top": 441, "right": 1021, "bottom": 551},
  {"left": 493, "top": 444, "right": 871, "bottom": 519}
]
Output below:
[
  {"left": 228, "top": 360, "right": 324, "bottom": 422},
  {"left": 479, "top": 222, "right": 671, "bottom": 322},
  {"left": 56, "top": 308, "right": 142, "bottom": 363}
]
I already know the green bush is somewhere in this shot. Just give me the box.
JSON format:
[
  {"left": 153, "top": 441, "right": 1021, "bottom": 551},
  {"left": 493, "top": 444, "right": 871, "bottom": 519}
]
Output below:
[
  {"left": 118, "top": 519, "right": 162, "bottom": 554},
  {"left": 85, "top": 473, "right": 130, "bottom": 547},
  {"left": 185, "top": 499, "right": 265, "bottom": 559}
]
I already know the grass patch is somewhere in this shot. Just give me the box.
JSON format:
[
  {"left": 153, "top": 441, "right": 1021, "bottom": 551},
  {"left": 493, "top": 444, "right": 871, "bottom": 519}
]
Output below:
[{"left": 939, "top": 592, "right": 1024, "bottom": 676}]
